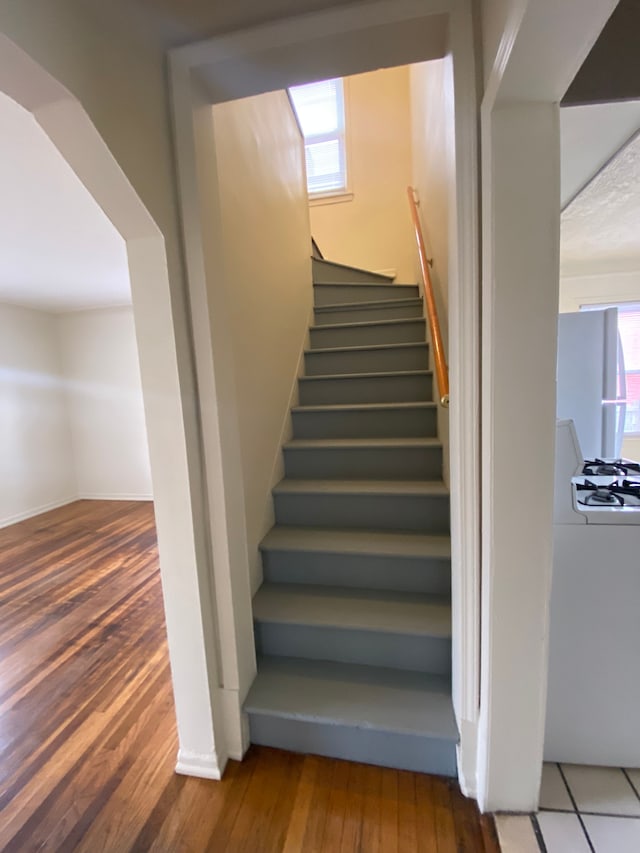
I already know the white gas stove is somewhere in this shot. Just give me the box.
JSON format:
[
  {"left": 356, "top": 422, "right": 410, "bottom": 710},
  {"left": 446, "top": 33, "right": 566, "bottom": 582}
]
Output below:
[
  {"left": 546, "top": 420, "right": 640, "bottom": 767},
  {"left": 571, "top": 466, "right": 640, "bottom": 524}
]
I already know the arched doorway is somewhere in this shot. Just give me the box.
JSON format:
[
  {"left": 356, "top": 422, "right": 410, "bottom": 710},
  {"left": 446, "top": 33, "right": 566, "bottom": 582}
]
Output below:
[{"left": 0, "top": 32, "right": 224, "bottom": 778}]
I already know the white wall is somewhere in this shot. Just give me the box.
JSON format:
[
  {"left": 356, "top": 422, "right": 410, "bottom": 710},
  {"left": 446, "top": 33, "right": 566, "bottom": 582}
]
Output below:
[
  {"left": 410, "top": 57, "right": 454, "bottom": 488},
  {"left": 309, "top": 67, "right": 415, "bottom": 282},
  {"left": 0, "top": 302, "right": 152, "bottom": 529},
  {"left": 478, "top": 101, "right": 560, "bottom": 813},
  {"left": 480, "top": 0, "right": 522, "bottom": 89},
  {"left": 211, "top": 91, "right": 313, "bottom": 594},
  {"left": 178, "top": 84, "right": 312, "bottom": 759},
  {"left": 0, "top": 302, "right": 75, "bottom": 527},
  {"left": 410, "top": 58, "right": 454, "bottom": 351},
  {"left": 478, "top": 0, "right": 619, "bottom": 812},
  {"left": 57, "top": 307, "right": 152, "bottom": 499}
]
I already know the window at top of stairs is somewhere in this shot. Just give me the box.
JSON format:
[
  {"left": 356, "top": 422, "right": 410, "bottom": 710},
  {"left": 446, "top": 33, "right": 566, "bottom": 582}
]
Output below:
[{"left": 289, "top": 78, "right": 348, "bottom": 199}]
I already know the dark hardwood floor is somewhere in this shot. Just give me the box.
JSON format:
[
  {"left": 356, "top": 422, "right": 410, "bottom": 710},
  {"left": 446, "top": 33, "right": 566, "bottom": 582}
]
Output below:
[{"left": 0, "top": 500, "right": 499, "bottom": 851}]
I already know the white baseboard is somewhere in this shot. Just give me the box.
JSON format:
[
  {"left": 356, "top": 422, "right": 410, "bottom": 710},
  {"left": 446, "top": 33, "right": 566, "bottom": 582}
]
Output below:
[
  {"left": 219, "top": 686, "right": 251, "bottom": 760},
  {"left": 0, "top": 493, "right": 154, "bottom": 529},
  {"left": 0, "top": 496, "right": 77, "bottom": 529},
  {"left": 78, "top": 493, "right": 154, "bottom": 501},
  {"left": 175, "top": 747, "right": 224, "bottom": 780},
  {"left": 457, "top": 718, "right": 478, "bottom": 799}
]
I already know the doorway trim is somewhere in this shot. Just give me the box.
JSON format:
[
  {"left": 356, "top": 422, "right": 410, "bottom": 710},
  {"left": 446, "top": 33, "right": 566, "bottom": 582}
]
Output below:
[{"left": 168, "top": 0, "right": 481, "bottom": 790}]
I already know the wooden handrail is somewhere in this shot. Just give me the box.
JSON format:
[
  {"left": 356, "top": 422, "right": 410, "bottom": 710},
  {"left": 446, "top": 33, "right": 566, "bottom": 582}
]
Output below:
[{"left": 406, "top": 186, "right": 449, "bottom": 407}]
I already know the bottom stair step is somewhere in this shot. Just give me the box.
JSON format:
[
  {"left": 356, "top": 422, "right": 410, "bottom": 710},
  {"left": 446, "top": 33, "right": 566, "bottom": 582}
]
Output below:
[{"left": 244, "top": 656, "right": 458, "bottom": 777}]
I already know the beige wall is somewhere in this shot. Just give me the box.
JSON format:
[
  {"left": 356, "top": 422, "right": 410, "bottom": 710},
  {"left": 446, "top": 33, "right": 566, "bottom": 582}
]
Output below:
[
  {"left": 560, "top": 269, "right": 640, "bottom": 460},
  {"left": 57, "top": 307, "right": 152, "bottom": 500},
  {"left": 559, "top": 269, "right": 640, "bottom": 314},
  {"left": 0, "top": 302, "right": 75, "bottom": 526},
  {"left": 309, "top": 66, "right": 415, "bottom": 282},
  {"left": 211, "top": 92, "right": 313, "bottom": 594}
]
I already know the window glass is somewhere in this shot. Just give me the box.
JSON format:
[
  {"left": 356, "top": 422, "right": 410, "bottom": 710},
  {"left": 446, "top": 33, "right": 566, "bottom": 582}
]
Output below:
[
  {"left": 289, "top": 78, "right": 347, "bottom": 196},
  {"left": 618, "top": 307, "right": 640, "bottom": 434}
]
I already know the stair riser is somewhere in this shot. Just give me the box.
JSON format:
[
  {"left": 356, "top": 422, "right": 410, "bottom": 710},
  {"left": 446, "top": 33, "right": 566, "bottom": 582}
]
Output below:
[
  {"left": 247, "top": 715, "right": 457, "bottom": 776},
  {"left": 273, "top": 492, "right": 450, "bottom": 533},
  {"left": 283, "top": 445, "right": 442, "bottom": 481},
  {"left": 314, "top": 302, "right": 423, "bottom": 325},
  {"left": 261, "top": 550, "right": 451, "bottom": 595},
  {"left": 310, "top": 320, "right": 426, "bottom": 349},
  {"left": 312, "top": 258, "right": 392, "bottom": 284},
  {"left": 314, "top": 284, "right": 419, "bottom": 306},
  {"left": 304, "top": 345, "right": 428, "bottom": 376},
  {"left": 291, "top": 406, "right": 438, "bottom": 439},
  {"left": 255, "top": 623, "right": 451, "bottom": 674},
  {"left": 299, "top": 374, "right": 433, "bottom": 406}
]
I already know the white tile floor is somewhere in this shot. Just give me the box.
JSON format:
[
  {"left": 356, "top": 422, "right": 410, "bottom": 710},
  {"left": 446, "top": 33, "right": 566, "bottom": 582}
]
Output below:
[{"left": 497, "top": 764, "right": 640, "bottom": 853}]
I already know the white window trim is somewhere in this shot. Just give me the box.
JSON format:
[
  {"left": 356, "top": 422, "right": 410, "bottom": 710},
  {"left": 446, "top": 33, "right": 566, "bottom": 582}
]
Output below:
[{"left": 309, "top": 190, "right": 354, "bottom": 206}]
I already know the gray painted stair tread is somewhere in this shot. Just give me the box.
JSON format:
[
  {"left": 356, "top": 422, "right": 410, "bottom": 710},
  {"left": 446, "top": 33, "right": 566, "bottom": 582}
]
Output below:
[
  {"left": 305, "top": 341, "right": 427, "bottom": 355},
  {"left": 285, "top": 437, "right": 441, "bottom": 449},
  {"left": 300, "top": 369, "right": 431, "bottom": 382},
  {"left": 253, "top": 583, "right": 451, "bottom": 637},
  {"left": 273, "top": 478, "right": 448, "bottom": 496},
  {"left": 261, "top": 526, "right": 451, "bottom": 559},
  {"left": 291, "top": 401, "right": 437, "bottom": 413},
  {"left": 315, "top": 297, "right": 423, "bottom": 312},
  {"left": 311, "top": 317, "right": 425, "bottom": 332},
  {"left": 245, "top": 656, "right": 457, "bottom": 739}
]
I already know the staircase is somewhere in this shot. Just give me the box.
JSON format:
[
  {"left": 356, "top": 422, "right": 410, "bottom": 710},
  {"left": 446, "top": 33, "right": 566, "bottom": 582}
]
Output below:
[{"left": 244, "top": 259, "right": 457, "bottom": 777}]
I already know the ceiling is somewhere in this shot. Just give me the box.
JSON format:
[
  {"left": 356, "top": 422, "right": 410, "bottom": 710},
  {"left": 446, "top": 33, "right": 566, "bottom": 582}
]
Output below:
[
  {"left": 560, "top": 1, "right": 640, "bottom": 278},
  {"left": 561, "top": 130, "right": 640, "bottom": 277},
  {"left": 0, "top": 91, "right": 130, "bottom": 313},
  {"left": 560, "top": 101, "right": 640, "bottom": 208}
]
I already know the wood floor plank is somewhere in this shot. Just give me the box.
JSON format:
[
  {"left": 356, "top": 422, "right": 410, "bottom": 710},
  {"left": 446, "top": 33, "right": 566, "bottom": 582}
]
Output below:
[
  {"left": 397, "top": 769, "right": 419, "bottom": 853},
  {"left": 359, "top": 763, "right": 383, "bottom": 853},
  {"left": 0, "top": 501, "right": 499, "bottom": 852},
  {"left": 379, "top": 767, "right": 400, "bottom": 853},
  {"left": 301, "top": 755, "right": 337, "bottom": 851},
  {"left": 282, "top": 755, "right": 321, "bottom": 853},
  {"left": 433, "top": 777, "right": 458, "bottom": 853},
  {"left": 415, "top": 772, "right": 440, "bottom": 852},
  {"left": 320, "top": 757, "right": 350, "bottom": 852},
  {"left": 339, "top": 761, "right": 366, "bottom": 853},
  {"left": 202, "top": 752, "right": 258, "bottom": 851},
  {"left": 451, "top": 777, "right": 492, "bottom": 852}
]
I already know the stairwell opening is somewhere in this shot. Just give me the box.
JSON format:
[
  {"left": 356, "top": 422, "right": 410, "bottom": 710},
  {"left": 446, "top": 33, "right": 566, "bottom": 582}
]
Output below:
[{"left": 170, "top": 1, "right": 480, "bottom": 789}]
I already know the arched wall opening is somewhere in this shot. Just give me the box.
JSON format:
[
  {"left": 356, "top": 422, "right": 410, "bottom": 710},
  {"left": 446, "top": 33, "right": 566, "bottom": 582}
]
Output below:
[{"left": 0, "top": 33, "right": 225, "bottom": 779}]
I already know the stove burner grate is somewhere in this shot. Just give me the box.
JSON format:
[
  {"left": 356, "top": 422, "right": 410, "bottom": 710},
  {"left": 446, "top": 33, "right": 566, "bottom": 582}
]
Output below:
[
  {"left": 576, "top": 478, "right": 640, "bottom": 507},
  {"left": 582, "top": 458, "right": 640, "bottom": 477}
]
